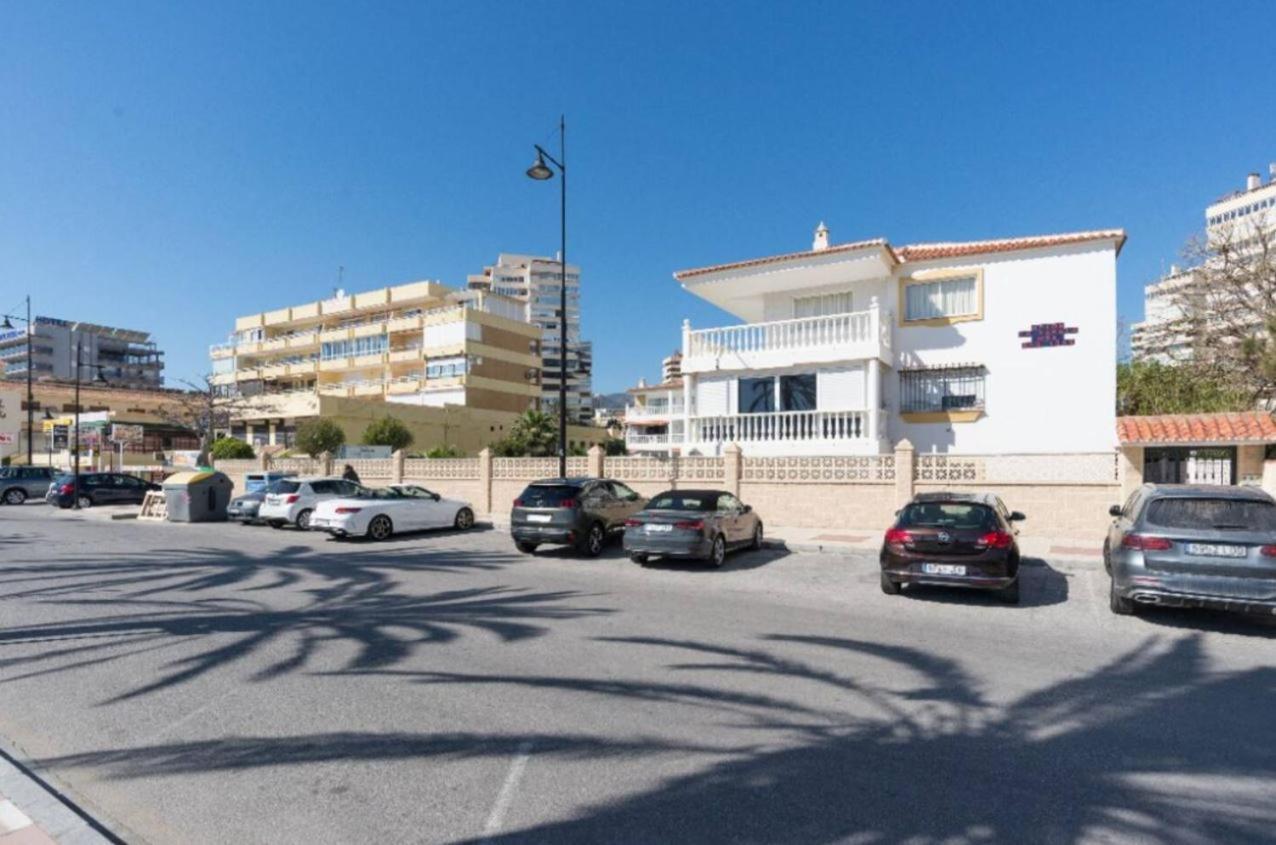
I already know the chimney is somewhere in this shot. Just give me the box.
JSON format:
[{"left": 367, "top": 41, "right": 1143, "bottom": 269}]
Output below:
[
  {"left": 813, "top": 221, "right": 830, "bottom": 252},
  {"left": 1247, "top": 172, "right": 1262, "bottom": 192}
]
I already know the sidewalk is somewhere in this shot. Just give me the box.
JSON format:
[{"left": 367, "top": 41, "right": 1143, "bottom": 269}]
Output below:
[{"left": 0, "top": 744, "right": 116, "bottom": 844}]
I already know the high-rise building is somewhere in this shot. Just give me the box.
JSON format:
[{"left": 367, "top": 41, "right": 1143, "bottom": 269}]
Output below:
[
  {"left": 209, "top": 280, "right": 543, "bottom": 448},
  {"left": 1132, "top": 166, "right": 1276, "bottom": 362},
  {"left": 0, "top": 316, "right": 164, "bottom": 389},
  {"left": 468, "top": 253, "right": 594, "bottom": 424}
]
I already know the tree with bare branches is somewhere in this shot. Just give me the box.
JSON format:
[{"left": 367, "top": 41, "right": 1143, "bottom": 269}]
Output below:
[
  {"left": 154, "top": 376, "right": 252, "bottom": 466},
  {"left": 1138, "top": 216, "right": 1276, "bottom": 403}
]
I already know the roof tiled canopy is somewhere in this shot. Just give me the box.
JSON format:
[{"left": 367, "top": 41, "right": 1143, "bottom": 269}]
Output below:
[
  {"left": 673, "top": 229, "right": 1126, "bottom": 280},
  {"left": 1117, "top": 412, "right": 1276, "bottom": 445}
]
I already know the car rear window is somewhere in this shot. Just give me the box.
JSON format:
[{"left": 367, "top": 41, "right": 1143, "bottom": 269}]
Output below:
[
  {"left": 898, "top": 502, "right": 997, "bottom": 530},
  {"left": 1145, "top": 497, "right": 1276, "bottom": 531},
  {"left": 518, "top": 485, "right": 580, "bottom": 507},
  {"left": 273, "top": 481, "right": 301, "bottom": 494},
  {"left": 647, "top": 492, "right": 716, "bottom": 511}
]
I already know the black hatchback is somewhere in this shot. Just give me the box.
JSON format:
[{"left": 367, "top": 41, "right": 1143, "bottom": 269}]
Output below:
[
  {"left": 46, "top": 472, "right": 160, "bottom": 509},
  {"left": 510, "top": 477, "right": 646, "bottom": 556}
]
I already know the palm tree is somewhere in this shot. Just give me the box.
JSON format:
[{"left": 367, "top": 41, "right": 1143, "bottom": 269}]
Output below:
[{"left": 509, "top": 410, "right": 558, "bottom": 457}]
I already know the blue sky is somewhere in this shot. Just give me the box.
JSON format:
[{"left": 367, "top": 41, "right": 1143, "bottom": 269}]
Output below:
[{"left": 3, "top": 1, "right": 1275, "bottom": 392}]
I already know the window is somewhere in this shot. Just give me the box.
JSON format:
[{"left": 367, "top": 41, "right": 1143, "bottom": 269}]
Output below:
[
  {"left": 717, "top": 493, "right": 742, "bottom": 513},
  {"left": 608, "top": 481, "right": 641, "bottom": 502},
  {"left": 899, "top": 366, "right": 986, "bottom": 414},
  {"left": 1145, "top": 497, "right": 1276, "bottom": 532},
  {"left": 903, "top": 275, "right": 980, "bottom": 322},
  {"left": 898, "top": 502, "right": 997, "bottom": 530},
  {"left": 426, "top": 356, "right": 468, "bottom": 379},
  {"left": 780, "top": 374, "right": 817, "bottom": 411},
  {"left": 794, "top": 291, "right": 852, "bottom": 318},
  {"left": 739, "top": 377, "right": 775, "bottom": 413}
]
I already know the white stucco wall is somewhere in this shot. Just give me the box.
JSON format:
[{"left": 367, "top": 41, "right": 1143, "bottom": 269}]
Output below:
[{"left": 888, "top": 242, "right": 1117, "bottom": 454}]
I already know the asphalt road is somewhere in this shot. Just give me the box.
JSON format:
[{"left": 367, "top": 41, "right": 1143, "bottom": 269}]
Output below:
[{"left": 1, "top": 504, "right": 1274, "bottom": 844}]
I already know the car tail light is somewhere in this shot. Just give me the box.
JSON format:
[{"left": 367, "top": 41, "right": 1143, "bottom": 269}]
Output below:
[
  {"left": 334, "top": 507, "right": 362, "bottom": 514},
  {"left": 560, "top": 498, "right": 578, "bottom": 509},
  {"left": 1261, "top": 545, "right": 1276, "bottom": 558},
  {"left": 978, "top": 531, "right": 1015, "bottom": 549},
  {"left": 624, "top": 518, "right": 642, "bottom": 528},
  {"left": 1121, "top": 534, "right": 1173, "bottom": 551},
  {"left": 59, "top": 483, "right": 74, "bottom": 494},
  {"left": 284, "top": 494, "right": 300, "bottom": 504},
  {"left": 884, "top": 527, "right": 912, "bottom": 548},
  {"left": 674, "top": 519, "right": 704, "bottom": 530},
  {"left": 513, "top": 498, "right": 524, "bottom": 507}
]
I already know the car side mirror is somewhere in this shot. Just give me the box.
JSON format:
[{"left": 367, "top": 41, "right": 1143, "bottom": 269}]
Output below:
[
  {"left": 432, "top": 493, "right": 441, "bottom": 501},
  {"left": 742, "top": 504, "right": 752, "bottom": 514},
  {"left": 1108, "top": 505, "right": 1123, "bottom": 518},
  {"left": 1009, "top": 511, "right": 1026, "bottom": 522}
]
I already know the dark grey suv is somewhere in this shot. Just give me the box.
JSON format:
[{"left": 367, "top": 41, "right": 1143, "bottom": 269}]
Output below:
[
  {"left": 510, "top": 477, "right": 647, "bottom": 556},
  {"left": 1, "top": 467, "right": 57, "bottom": 504},
  {"left": 1106, "top": 484, "right": 1276, "bottom": 617}
]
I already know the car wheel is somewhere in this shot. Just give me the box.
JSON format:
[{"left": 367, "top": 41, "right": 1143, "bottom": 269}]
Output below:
[
  {"left": 515, "top": 540, "right": 538, "bottom": 554},
  {"left": 454, "top": 507, "right": 475, "bottom": 531},
  {"left": 709, "top": 535, "right": 726, "bottom": 568},
  {"left": 76, "top": 495, "right": 92, "bottom": 509},
  {"left": 880, "top": 570, "right": 901, "bottom": 595},
  {"left": 998, "top": 578, "right": 1021, "bottom": 605},
  {"left": 295, "top": 509, "right": 313, "bottom": 530},
  {"left": 367, "top": 514, "right": 393, "bottom": 541},
  {"left": 1102, "top": 540, "right": 1112, "bottom": 575},
  {"left": 580, "top": 523, "right": 606, "bottom": 557},
  {"left": 1109, "top": 577, "right": 1135, "bottom": 616},
  {"left": 629, "top": 552, "right": 649, "bottom": 564},
  {"left": 3, "top": 488, "right": 26, "bottom": 505},
  {"left": 750, "top": 523, "right": 764, "bottom": 551}
]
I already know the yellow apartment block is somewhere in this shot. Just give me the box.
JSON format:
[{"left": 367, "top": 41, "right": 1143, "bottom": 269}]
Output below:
[{"left": 211, "top": 280, "right": 604, "bottom": 452}]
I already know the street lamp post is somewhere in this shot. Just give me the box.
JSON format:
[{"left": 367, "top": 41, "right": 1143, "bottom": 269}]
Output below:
[
  {"left": 1, "top": 296, "right": 34, "bottom": 465},
  {"left": 526, "top": 115, "right": 569, "bottom": 478},
  {"left": 71, "top": 339, "right": 107, "bottom": 509}
]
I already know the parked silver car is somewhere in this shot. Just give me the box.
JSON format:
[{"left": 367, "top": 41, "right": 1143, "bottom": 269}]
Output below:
[
  {"left": 1105, "top": 484, "right": 1276, "bottom": 617},
  {"left": 0, "top": 466, "right": 58, "bottom": 505},
  {"left": 623, "top": 489, "right": 763, "bottom": 567}
]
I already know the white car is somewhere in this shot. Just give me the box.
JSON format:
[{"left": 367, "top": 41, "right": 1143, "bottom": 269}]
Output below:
[
  {"left": 258, "top": 477, "right": 364, "bottom": 530},
  {"left": 311, "top": 484, "right": 476, "bottom": 540}
]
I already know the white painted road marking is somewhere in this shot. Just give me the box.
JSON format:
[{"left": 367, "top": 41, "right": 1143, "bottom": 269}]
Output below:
[
  {"left": 482, "top": 741, "right": 533, "bottom": 839},
  {"left": 0, "top": 799, "right": 33, "bottom": 834}
]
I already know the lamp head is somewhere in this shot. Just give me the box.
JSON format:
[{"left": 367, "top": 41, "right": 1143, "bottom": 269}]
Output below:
[
  {"left": 0, "top": 316, "right": 11, "bottom": 330},
  {"left": 526, "top": 150, "right": 554, "bottom": 181}
]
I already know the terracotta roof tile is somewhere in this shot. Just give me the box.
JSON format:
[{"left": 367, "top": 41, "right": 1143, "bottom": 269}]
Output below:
[
  {"left": 673, "top": 229, "right": 1126, "bottom": 281},
  {"left": 896, "top": 229, "right": 1126, "bottom": 261},
  {"left": 1117, "top": 412, "right": 1276, "bottom": 444}
]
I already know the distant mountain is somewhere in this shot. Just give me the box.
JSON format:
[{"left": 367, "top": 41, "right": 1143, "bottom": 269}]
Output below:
[{"left": 592, "top": 392, "right": 628, "bottom": 411}]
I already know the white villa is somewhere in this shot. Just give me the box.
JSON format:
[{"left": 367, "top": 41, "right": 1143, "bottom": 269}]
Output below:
[{"left": 626, "top": 224, "right": 1124, "bottom": 457}]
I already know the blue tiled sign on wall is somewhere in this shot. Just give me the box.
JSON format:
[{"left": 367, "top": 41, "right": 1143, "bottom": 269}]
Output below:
[{"left": 1019, "top": 322, "right": 1078, "bottom": 349}]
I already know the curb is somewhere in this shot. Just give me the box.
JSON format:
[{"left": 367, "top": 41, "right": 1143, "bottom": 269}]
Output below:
[{"left": 0, "top": 736, "right": 124, "bottom": 844}]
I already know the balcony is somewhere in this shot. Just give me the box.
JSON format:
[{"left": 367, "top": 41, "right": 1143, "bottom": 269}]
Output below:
[
  {"left": 626, "top": 402, "right": 685, "bottom": 421},
  {"left": 686, "top": 409, "right": 881, "bottom": 456},
  {"left": 625, "top": 432, "right": 684, "bottom": 450},
  {"left": 682, "top": 309, "right": 890, "bottom": 374}
]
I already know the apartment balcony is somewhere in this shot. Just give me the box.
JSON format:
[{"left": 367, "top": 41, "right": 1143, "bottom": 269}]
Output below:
[
  {"left": 286, "top": 331, "right": 319, "bottom": 350},
  {"left": 260, "top": 336, "right": 288, "bottom": 353},
  {"left": 625, "top": 432, "right": 684, "bottom": 450},
  {"left": 260, "top": 362, "right": 289, "bottom": 379},
  {"left": 685, "top": 409, "right": 883, "bottom": 456},
  {"left": 388, "top": 347, "right": 423, "bottom": 363},
  {"left": 626, "top": 402, "right": 685, "bottom": 421},
  {"left": 386, "top": 376, "right": 423, "bottom": 394},
  {"left": 387, "top": 315, "right": 424, "bottom": 333},
  {"left": 682, "top": 309, "right": 891, "bottom": 374},
  {"left": 210, "top": 342, "right": 236, "bottom": 359}
]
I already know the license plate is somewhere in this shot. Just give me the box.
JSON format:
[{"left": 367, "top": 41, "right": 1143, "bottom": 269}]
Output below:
[
  {"left": 1186, "top": 543, "right": 1248, "bottom": 558},
  {"left": 647, "top": 524, "right": 672, "bottom": 533},
  {"left": 922, "top": 563, "right": 966, "bottom": 576},
  {"left": 526, "top": 514, "right": 551, "bottom": 523}
]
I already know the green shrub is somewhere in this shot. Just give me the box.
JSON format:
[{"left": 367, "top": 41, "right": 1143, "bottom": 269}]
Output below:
[
  {"left": 604, "top": 439, "right": 627, "bottom": 456},
  {"left": 424, "top": 444, "right": 464, "bottom": 458},
  {"left": 361, "top": 416, "right": 414, "bottom": 452},
  {"left": 295, "top": 418, "right": 346, "bottom": 458},
  {"left": 210, "top": 437, "right": 255, "bottom": 460}
]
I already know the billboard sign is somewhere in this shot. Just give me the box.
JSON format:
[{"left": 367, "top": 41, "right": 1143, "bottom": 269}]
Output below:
[
  {"left": 0, "top": 389, "right": 19, "bottom": 455},
  {"left": 338, "top": 445, "right": 392, "bottom": 459},
  {"left": 110, "top": 424, "right": 145, "bottom": 444}
]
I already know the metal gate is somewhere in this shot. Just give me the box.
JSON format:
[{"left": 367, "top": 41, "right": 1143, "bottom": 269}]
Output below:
[{"left": 1143, "top": 447, "right": 1236, "bottom": 485}]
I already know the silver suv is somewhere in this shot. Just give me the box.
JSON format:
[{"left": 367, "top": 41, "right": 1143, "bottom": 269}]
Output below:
[
  {"left": 0, "top": 467, "right": 57, "bottom": 505},
  {"left": 1106, "top": 484, "right": 1276, "bottom": 617}
]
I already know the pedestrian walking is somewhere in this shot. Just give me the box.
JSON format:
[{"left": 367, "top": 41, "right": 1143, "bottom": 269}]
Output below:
[{"left": 342, "top": 463, "right": 361, "bottom": 484}]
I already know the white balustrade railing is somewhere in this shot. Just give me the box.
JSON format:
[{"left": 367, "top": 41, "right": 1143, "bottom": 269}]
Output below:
[
  {"left": 689, "top": 410, "right": 870, "bottom": 444},
  {"left": 626, "top": 433, "right": 685, "bottom": 447},
  {"left": 626, "top": 402, "right": 685, "bottom": 420},
  {"left": 687, "top": 310, "right": 876, "bottom": 359}
]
